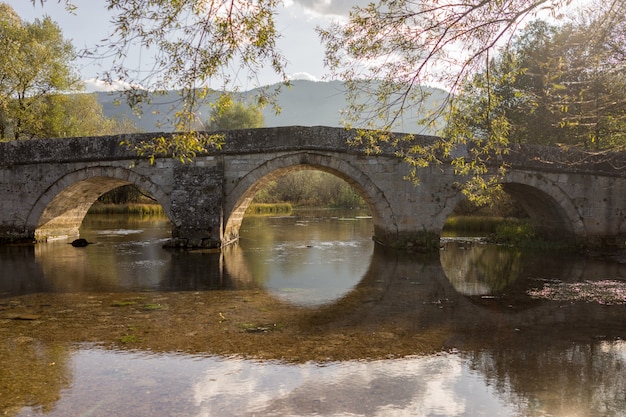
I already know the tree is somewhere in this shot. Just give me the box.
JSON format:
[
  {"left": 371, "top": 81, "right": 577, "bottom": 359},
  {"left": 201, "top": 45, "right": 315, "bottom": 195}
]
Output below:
[
  {"left": 0, "top": 4, "right": 140, "bottom": 140},
  {"left": 77, "top": 0, "right": 286, "bottom": 161},
  {"left": 206, "top": 95, "right": 265, "bottom": 130},
  {"left": 39, "top": 93, "right": 141, "bottom": 138},
  {"left": 253, "top": 170, "right": 366, "bottom": 208},
  {"left": 31, "top": 2, "right": 556, "bottom": 142},
  {"left": 317, "top": 0, "right": 626, "bottom": 189},
  {"left": 32, "top": 1, "right": 625, "bottom": 173},
  {"left": 0, "top": 3, "right": 81, "bottom": 140},
  {"left": 545, "top": 14, "right": 626, "bottom": 149},
  {"left": 0, "top": 4, "right": 22, "bottom": 140},
  {"left": 318, "top": 0, "right": 586, "bottom": 128},
  {"left": 438, "top": 6, "right": 626, "bottom": 203},
  {"left": 446, "top": 10, "right": 626, "bottom": 153}
]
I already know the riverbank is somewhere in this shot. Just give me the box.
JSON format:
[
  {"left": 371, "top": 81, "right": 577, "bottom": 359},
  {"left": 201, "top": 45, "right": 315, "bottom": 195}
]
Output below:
[{"left": 87, "top": 203, "right": 165, "bottom": 216}]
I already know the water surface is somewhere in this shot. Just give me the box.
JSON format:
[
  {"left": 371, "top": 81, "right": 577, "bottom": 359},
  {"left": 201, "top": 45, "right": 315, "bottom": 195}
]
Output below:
[{"left": 1, "top": 212, "right": 625, "bottom": 416}]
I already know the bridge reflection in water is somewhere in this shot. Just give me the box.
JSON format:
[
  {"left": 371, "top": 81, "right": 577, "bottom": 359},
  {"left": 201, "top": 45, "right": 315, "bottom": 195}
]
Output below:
[{"left": 1, "top": 213, "right": 625, "bottom": 416}]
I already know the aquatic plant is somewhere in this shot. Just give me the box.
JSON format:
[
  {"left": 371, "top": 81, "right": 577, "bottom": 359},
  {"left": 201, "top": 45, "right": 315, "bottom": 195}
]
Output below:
[
  {"left": 528, "top": 279, "right": 626, "bottom": 305},
  {"left": 120, "top": 335, "right": 139, "bottom": 344},
  {"left": 111, "top": 300, "right": 138, "bottom": 307},
  {"left": 238, "top": 323, "right": 281, "bottom": 333}
]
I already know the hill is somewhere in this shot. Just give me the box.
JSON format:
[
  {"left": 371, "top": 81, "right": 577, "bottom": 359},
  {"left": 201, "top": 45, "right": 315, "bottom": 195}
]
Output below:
[{"left": 96, "top": 80, "right": 448, "bottom": 135}]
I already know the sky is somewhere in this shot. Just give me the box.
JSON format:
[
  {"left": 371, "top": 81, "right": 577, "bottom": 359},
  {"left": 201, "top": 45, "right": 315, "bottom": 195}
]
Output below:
[
  {"left": 8, "top": 0, "right": 372, "bottom": 92},
  {"left": 8, "top": 0, "right": 590, "bottom": 93}
]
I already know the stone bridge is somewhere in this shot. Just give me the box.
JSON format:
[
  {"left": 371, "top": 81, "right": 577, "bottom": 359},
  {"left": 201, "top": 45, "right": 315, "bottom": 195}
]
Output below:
[{"left": 0, "top": 126, "right": 624, "bottom": 250}]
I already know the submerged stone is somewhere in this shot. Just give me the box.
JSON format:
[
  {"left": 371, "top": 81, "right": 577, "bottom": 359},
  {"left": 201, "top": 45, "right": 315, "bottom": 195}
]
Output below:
[{"left": 71, "top": 238, "right": 90, "bottom": 247}]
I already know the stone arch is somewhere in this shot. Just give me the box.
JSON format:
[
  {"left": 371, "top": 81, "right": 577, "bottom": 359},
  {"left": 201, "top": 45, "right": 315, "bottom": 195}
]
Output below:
[
  {"left": 500, "top": 170, "right": 586, "bottom": 239},
  {"left": 222, "top": 151, "right": 397, "bottom": 244},
  {"left": 27, "top": 165, "right": 171, "bottom": 241}
]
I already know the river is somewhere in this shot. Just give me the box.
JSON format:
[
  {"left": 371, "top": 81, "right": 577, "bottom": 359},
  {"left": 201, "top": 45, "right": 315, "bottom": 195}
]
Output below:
[{"left": 1, "top": 211, "right": 625, "bottom": 416}]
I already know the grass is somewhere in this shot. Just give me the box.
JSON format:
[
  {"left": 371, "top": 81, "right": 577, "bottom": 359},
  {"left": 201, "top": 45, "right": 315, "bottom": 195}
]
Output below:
[
  {"left": 491, "top": 219, "right": 577, "bottom": 251},
  {"left": 442, "top": 215, "right": 508, "bottom": 236},
  {"left": 492, "top": 219, "right": 538, "bottom": 244},
  {"left": 444, "top": 216, "right": 578, "bottom": 251}
]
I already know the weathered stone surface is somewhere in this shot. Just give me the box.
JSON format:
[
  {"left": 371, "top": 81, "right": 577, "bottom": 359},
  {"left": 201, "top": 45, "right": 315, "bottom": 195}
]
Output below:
[{"left": 0, "top": 126, "right": 624, "bottom": 250}]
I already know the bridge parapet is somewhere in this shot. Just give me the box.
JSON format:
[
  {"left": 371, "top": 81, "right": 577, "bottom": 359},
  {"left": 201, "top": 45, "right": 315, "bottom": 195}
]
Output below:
[
  {"left": 0, "top": 134, "right": 139, "bottom": 166},
  {"left": 0, "top": 127, "right": 441, "bottom": 166},
  {"left": 2, "top": 128, "right": 624, "bottom": 178},
  {"left": 502, "top": 144, "right": 626, "bottom": 177}
]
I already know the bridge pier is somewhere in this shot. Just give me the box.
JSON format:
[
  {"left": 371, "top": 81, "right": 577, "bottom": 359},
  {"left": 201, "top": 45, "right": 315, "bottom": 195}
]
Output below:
[
  {"left": 163, "top": 163, "right": 225, "bottom": 249},
  {"left": 373, "top": 229, "right": 442, "bottom": 252},
  {"left": 164, "top": 227, "right": 222, "bottom": 249}
]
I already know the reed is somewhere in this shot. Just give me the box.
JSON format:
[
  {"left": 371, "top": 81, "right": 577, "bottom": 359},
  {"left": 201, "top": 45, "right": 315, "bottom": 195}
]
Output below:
[
  {"left": 245, "top": 203, "right": 293, "bottom": 215},
  {"left": 88, "top": 203, "right": 165, "bottom": 216}
]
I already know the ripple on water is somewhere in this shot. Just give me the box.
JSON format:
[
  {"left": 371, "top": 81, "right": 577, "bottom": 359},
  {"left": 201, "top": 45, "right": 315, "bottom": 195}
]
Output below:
[{"left": 96, "top": 229, "right": 144, "bottom": 236}]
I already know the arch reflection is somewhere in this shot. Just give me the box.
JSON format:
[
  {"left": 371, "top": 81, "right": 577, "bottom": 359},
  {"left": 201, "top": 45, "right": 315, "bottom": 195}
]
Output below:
[
  {"left": 440, "top": 240, "right": 525, "bottom": 296},
  {"left": 233, "top": 213, "right": 375, "bottom": 306}
]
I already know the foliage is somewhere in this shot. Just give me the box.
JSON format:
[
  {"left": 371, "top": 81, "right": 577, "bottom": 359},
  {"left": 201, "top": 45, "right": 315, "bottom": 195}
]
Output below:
[
  {"left": 493, "top": 219, "right": 538, "bottom": 245},
  {"left": 439, "top": 4, "right": 626, "bottom": 202},
  {"left": 318, "top": 0, "right": 626, "bottom": 196},
  {"left": 29, "top": 0, "right": 626, "bottom": 184},
  {"left": 0, "top": 4, "right": 140, "bottom": 140},
  {"left": 96, "top": 184, "right": 159, "bottom": 205},
  {"left": 88, "top": 203, "right": 165, "bottom": 216},
  {"left": 443, "top": 216, "right": 508, "bottom": 236},
  {"left": 318, "top": 0, "right": 584, "bottom": 129},
  {"left": 121, "top": 131, "right": 224, "bottom": 164},
  {"left": 0, "top": 3, "right": 81, "bottom": 140},
  {"left": 206, "top": 95, "right": 265, "bottom": 130},
  {"left": 447, "top": 10, "right": 626, "bottom": 155},
  {"left": 254, "top": 170, "right": 366, "bottom": 209},
  {"left": 546, "top": 10, "right": 626, "bottom": 149},
  {"left": 39, "top": 93, "right": 141, "bottom": 137},
  {"left": 71, "top": 0, "right": 287, "bottom": 160},
  {"left": 491, "top": 219, "right": 576, "bottom": 250}
]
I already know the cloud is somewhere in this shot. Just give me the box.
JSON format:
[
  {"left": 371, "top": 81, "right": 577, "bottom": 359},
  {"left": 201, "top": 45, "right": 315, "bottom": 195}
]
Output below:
[
  {"left": 83, "top": 78, "right": 142, "bottom": 93},
  {"left": 288, "top": 72, "right": 319, "bottom": 81},
  {"left": 192, "top": 355, "right": 479, "bottom": 416}
]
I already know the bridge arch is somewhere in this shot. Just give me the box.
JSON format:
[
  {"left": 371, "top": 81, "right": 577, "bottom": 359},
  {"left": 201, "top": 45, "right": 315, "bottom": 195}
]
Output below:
[
  {"left": 27, "top": 166, "right": 171, "bottom": 241},
  {"left": 500, "top": 171, "right": 587, "bottom": 239},
  {"left": 222, "top": 151, "right": 397, "bottom": 245}
]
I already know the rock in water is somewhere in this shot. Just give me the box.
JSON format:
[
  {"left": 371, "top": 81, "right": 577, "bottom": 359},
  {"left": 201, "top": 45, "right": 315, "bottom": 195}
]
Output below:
[{"left": 71, "top": 238, "right": 90, "bottom": 247}]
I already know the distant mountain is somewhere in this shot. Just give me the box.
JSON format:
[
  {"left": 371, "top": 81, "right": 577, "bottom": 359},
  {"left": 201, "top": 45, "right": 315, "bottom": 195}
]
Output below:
[{"left": 96, "top": 80, "right": 448, "bottom": 135}]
